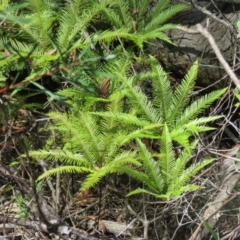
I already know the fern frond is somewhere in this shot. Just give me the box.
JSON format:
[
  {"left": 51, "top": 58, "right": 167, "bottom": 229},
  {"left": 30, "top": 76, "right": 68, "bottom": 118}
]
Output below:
[
  {"left": 175, "top": 87, "right": 227, "bottom": 128},
  {"left": 144, "top": 4, "right": 187, "bottom": 32},
  {"left": 169, "top": 116, "right": 222, "bottom": 150},
  {"left": 135, "top": 0, "right": 151, "bottom": 20},
  {"left": 159, "top": 123, "right": 175, "bottom": 186},
  {"left": 105, "top": 55, "right": 132, "bottom": 82},
  {"left": 177, "top": 184, "right": 201, "bottom": 196},
  {"left": 180, "top": 116, "right": 223, "bottom": 135},
  {"left": 137, "top": 139, "right": 164, "bottom": 192},
  {"left": 57, "top": 1, "right": 101, "bottom": 50},
  {"left": 18, "top": 0, "right": 55, "bottom": 48},
  {"left": 102, "top": 7, "right": 125, "bottom": 29},
  {"left": 140, "top": 24, "right": 181, "bottom": 43},
  {"left": 127, "top": 82, "right": 161, "bottom": 123},
  {"left": 79, "top": 112, "right": 103, "bottom": 158},
  {"left": 28, "top": 150, "right": 92, "bottom": 167},
  {"left": 117, "top": 123, "right": 162, "bottom": 146},
  {"left": 105, "top": 123, "right": 160, "bottom": 160},
  {"left": 183, "top": 116, "right": 223, "bottom": 130},
  {"left": 119, "top": 166, "right": 158, "bottom": 190},
  {"left": 37, "top": 165, "right": 93, "bottom": 181},
  {"left": 106, "top": 150, "right": 140, "bottom": 166},
  {"left": 127, "top": 188, "right": 168, "bottom": 199},
  {"left": 193, "top": 126, "right": 217, "bottom": 132},
  {"left": 80, "top": 164, "right": 140, "bottom": 191},
  {"left": 48, "top": 111, "right": 99, "bottom": 163},
  {"left": 90, "top": 111, "right": 151, "bottom": 127},
  {"left": 2, "top": 39, "right": 39, "bottom": 55},
  {"left": 169, "top": 159, "right": 215, "bottom": 193},
  {"left": 112, "top": 0, "right": 131, "bottom": 28},
  {"left": 170, "top": 128, "right": 191, "bottom": 152},
  {"left": 170, "top": 140, "right": 198, "bottom": 179},
  {"left": 138, "top": 31, "right": 173, "bottom": 44},
  {"left": 96, "top": 29, "right": 139, "bottom": 44},
  {"left": 169, "top": 60, "right": 198, "bottom": 123},
  {"left": 147, "top": 0, "right": 170, "bottom": 15},
  {"left": 151, "top": 59, "right": 173, "bottom": 121}
]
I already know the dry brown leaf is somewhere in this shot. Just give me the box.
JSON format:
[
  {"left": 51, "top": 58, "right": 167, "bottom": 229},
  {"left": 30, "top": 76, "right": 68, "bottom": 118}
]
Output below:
[
  {"left": 74, "top": 189, "right": 90, "bottom": 199},
  {"left": 87, "top": 215, "right": 108, "bottom": 234},
  {"left": 93, "top": 164, "right": 101, "bottom": 170},
  {"left": 132, "top": 8, "right": 138, "bottom": 14},
  {"left": 132, "top": 20, "right": 137, "bottom": 32},
  {"left": 4, "top": 49, "right": 11, "bottom": 56},
  {"left": 44, "top": 48, "right": 56, "bottom": 55},
  {"left": 69, "top": 50, "right": 77, "bottom": 62}
]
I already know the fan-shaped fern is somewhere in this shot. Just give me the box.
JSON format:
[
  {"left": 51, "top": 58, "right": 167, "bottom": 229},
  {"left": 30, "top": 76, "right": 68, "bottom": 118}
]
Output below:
[
  {"left": 125, "top": 58, "right": 227, "bottom": 151},
  {"left": 27, "top": 90, "right": 161, "bottom": 190},
  {"left": 101, "top": 0, "right": 188, "bottom": 46},
  {"left": 126, "top": 136, "right": 214, "bottom": 200},
  {"left": 24, "top": 57, "right": 226, "bottom": 200}
]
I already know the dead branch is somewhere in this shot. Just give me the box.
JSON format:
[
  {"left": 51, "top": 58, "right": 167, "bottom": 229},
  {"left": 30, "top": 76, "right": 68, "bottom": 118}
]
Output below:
[
  {"left": 188, "top": 144, "right": 240, "bottom": 240},
  {"left": 190, "top": 0, "right": 234, "bottom": 30},
  {"left": 213, "top": 0, "right": 240, "bottom": 3},
  {"left": 196, "top": 22, "right": 240, "bottom": 91},
  {"left": 0, "top": 163, "right": 146, "bottom": 240}
]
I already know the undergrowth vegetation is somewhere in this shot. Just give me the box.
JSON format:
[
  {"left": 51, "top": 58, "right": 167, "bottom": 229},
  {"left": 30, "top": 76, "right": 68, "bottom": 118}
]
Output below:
[
  {"left": 28, "top": 58, "right": 226, "bottom": 200},
  {"left": 0, "top": 0, "right": 231, "bottom": 239}
]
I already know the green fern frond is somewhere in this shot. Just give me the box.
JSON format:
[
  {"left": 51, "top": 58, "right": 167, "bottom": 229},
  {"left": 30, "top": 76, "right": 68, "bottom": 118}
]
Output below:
[
  {"left": 2, "top": 39, "right": 38, "bottom": 55},
  {"left": 119, "top": 166, "right": 159, "bottom": 190},
  {"left": 48, "top": 112, "right": 99, "bottom": 162},
  {"left": 27, "top": 150, "right": 92, "bottom": 167},
  {"left": 176, "top": 87, "right": 227, "bottom": 128},
  {"left": 169, "top": 60, "right": 198, "bottom": 123},
  {"left": 170, "top": 117, "right": 220, "bottom": 150},
  {"left": 126, "top": 188, "right": 167, "bottom": 199},
  {"left": 18, "top": 0, "right": 55, "bottom": 48},
  {"left": 170, "top": 144, "right": 196, "bottom": 180},
  {"left": 193, "top": 126, "right": 217, "bottom": 132},
  {"left": 91, "top": 111, "right": 151, "bottom": 127},
  {"left": 174, "top": 184, "right": 200, "bottom": 196},
  {"left": 106, "top": 151, "right": 140, "bottom": 166},
  {"left": 170, "top": 129, "right": 191, "bottom": 152},
  {"left": 151, "top": 61, "right": 173, "bottom": 121},
  {"left": 79, "top": 112, "right": 103, "bottom": 158},
  {"left": 127, "top": 83, "right": 161, "bottom": 123},
  {"left": 144, "top": 4, "right": 187, "bottom": 32},
  {"left": 148, "top": 0, "right": 186, "bottom": 20},
  {"left": 81, "top": 163, "right": 140, "bottom": 191},
  {"left": 112, "top": 0, "right": 131, "bottom": 28},
  {"left": 154, "top": 23, "right": 181, "bottom": 32},
  {"left": 117, "top": 123, "right": 162, "bottom": 146},
  {"left": 168, "top": 159, "right": 215, "bottom": 194},
  {"left": 183, "top": 116, "right": 223, "bottom": 129},
  {"left": 105, "top": 56, "right": 132, "bottom": 82},
  {"left": 79, "top": 167, "right": 114, "bottom": 190},
  {"left": 134, "top": 0, "right": 151, "bottom": 20},
  {"left": 139, "top": 24, "right": 179, "bottom": 43},
  {"left": 57, "top": 0, "right": 101, "bottom": 50},
  {"left": 37, "top": 165, "right": 93, "bottom": 181},
  {"left": 150, "top": 33, "right": 173, "bottom": 44},
  {"left": 159, "top": 123, "right": 175, "bottom": 185},
  {"left": 101, "top": 0, "right": 187, "bottom": 46},
  {"left": 137, "top": 139, "right": 164, "bottom": 192},
  {"left": 96, "top": 29, "right": 139, "bottom": 44},
  {"left": 102, "top": 7, "right": 125, "bottom": 29},
  {"left": 181, "top": 116, "right": 223, "bottom": 135}
]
